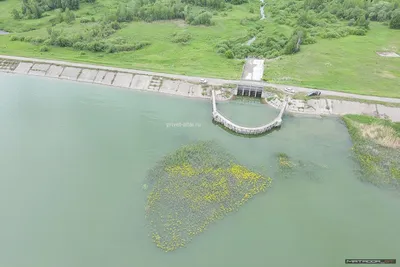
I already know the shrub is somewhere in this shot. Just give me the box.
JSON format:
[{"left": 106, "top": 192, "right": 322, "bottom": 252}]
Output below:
[
  {"left": 348, "top": 18, "right": 356, "bottom": 26},
  {"left": 72, "top": 41, "right": 87, "bottom": 50},
  {"left": 64, "top": 8, "right": 75, "bottom": 24},
  {"left": 80, "top": 18, "right": 91, "bottom": 23},
  {"left": 225, "top": 49, "right": 234, "bottom": 58},
  {"left": 40, "top": 45, "right": 49, "bottom": 52},
  {"left": 171, "top": 32, "right": 192, "bottom": 44},
  {"left": 12, "top": 9, "right": 21, "bottom": 19},
  {"left": 31, "top": 37, "right": 45, "bottom": 44},
  {"left": 390, "top": 10, "right": 400, "bottom": 29}
]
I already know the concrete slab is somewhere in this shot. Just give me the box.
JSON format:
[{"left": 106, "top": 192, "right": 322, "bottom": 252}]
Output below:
[
  {"left": 160, "top": 80, "right": 180, "bottom": 93},
  {"left": 177, "top": 82, "right": 191, "bottom": 94},
  {"left": 242, "top": 59, "right": 264, "bottom": 81},
  {"left": 28, "top": 69, "right": 47, "bottom": 76},
  {"left": 377, "top": 105, "right": 400, "bottom": 122},
  {"left": 330, "top": 100, "right": 376, "bottom": 116},
  {"left": 0, "top": 60, "right": 18, "bottom": 71},
  {"left": 60, "top": 67, "right": 82, "bottom": 80},
  {"left": 112, "top": 72, "right": 133, "bottom": 88},
  {"left": 130, "top": 75, "right": 152, "bottom": 90},
  {"left": 31, "top": 63, "right": 50, "bottom": 72},
  {"left": 46, "top": 65, "right": 64, "bottom": 78},
  {"left": 94, "top": 70, "right": 106, "bottom": 83},
  {"left": 148, "top": 77, "right": 162, "bottom": 91},
  {"left": 77, "top": 69, "right": 98, "bottom": 83},
  {"left": 190, "top": 84, "right": 203, "bottom": 97},
  {"left": 101, "top": 72, "right": 116, "bottom": 85},
  {"left": 13, "top": 63, "right": 31, "bottom": 72}
]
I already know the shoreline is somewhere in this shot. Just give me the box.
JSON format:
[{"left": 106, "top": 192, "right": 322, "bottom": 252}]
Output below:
[
  {"left": 1, "top": 54, "right": 400, "bottom": 103},
  {"left": 0, "top": 55, "right": 399, "bottom": 122}
]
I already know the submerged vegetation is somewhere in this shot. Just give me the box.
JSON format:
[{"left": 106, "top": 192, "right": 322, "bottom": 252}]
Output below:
[
  {"left": 276, "top": 152, "right": 327, "bottom": 181},
  {"left": 343, "top": 114, "right": 400, "bottom": 188},
  {"left": 144, "top": 141, "right": 272, "bottom": 251}
]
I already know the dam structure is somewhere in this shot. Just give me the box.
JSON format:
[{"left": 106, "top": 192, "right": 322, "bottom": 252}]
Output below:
[{"left": 212, "top": 90, "right": 288, "bottom": 135}]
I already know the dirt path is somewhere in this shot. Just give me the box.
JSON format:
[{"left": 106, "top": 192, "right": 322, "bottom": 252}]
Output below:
[
  {"left": 1, "top": 54, "right": 399, "bottom": 103},
  {"left": 260, "top": 0, "right": 265, "bottom": 19}
]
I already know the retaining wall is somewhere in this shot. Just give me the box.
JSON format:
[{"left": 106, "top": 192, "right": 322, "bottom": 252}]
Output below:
[{"left": 212, "top": 90, "right": 287, "bottom": 135}]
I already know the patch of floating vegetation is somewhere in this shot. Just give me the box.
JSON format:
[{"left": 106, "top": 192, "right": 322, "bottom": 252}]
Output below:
[
  {"left": 343, "top": 115, "right": 400, "bottom": 189},
  {"left": 276, "top": 152, "right": 327, "bottom": 181},
  {"left": 144, "top": 140, "right": 272, "bottom": 252}
]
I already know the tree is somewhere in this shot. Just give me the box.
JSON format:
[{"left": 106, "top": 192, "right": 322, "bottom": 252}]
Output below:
[
  {"left": 355, "top": 14, "right": 369, "bottom": 29},
  {"left": 389, "top": 10, "right": 400, "bottom": 29},
  {"left": 12, "top": 9, "right": 21, "bottom": 19},
  {"left": 64, "top": 8, "right": 75, "bottom": 23}
]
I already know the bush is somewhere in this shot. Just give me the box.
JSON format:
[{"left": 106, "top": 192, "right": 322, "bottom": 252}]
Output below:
[
  {"left": 390, "top": 10, "right": 400, "bottom": 29},
  {"left": 80, "top": 18, "right": 91, "bottom": 23},
  {"left": 12, "top": 9, "right": 21, "bottom": 19},
  {"left": 171, "top": 32, "right": 192, "bottom": 44},
  {"left": 72, "top": 41, "right": 87, "bottom": 50},
  {"left": 40, "top": 45, "right": 49, "bottom": 52},
  {"left": 225, "top": 49, "right": 234, "bottom": 59},
  {"left": 31, "top": 37, "right": 45, "bottom": 44},
  {"left": 64, "top": 8, "right": 75, "bottom": 24},
  {"left": 348, "top": 27, "right": 367, "bottom": 35}
]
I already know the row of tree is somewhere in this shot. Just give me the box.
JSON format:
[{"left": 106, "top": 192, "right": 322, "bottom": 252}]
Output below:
[
  {"left": 14, "top": 0, "right": 94, "bottom": 19},
  {"left": 115, "top": 0, "right": 212, "bottom": 25},
  {"left": 303, "top": 0, "right": 400, "bottom": 28}
]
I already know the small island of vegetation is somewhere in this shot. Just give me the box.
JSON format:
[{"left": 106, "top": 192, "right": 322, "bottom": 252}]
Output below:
[
  {"left": 344, "top": 114, "right": 400, "bottom": 188},
  {"left": 144, "top": 141, "right": 272, "bottom": 251}
]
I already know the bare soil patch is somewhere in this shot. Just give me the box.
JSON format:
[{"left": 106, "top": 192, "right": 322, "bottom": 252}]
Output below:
[{"left": 376, "top": 51, "right": 400, "bottom": 57}]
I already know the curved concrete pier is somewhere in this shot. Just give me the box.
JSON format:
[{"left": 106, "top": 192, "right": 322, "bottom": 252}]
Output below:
[{"left": 212, "top": 90, "right": 288, "bottom": 135}]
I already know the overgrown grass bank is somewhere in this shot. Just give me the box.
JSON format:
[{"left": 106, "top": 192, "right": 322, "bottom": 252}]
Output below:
[{"left": 343, "top": 114, "right": 400, "bottom": 188}]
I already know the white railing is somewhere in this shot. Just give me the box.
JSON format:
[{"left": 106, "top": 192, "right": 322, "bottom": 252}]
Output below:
[{"left": 212, "top": 90, "right": 287, "bottom": 135}]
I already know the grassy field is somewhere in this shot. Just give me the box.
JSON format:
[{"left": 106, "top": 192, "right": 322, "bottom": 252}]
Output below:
[
  {"left": 0, "top": 0, "right": 399, "bottom": 98},
  {"left": 0, "top": 0, "right": 272, "bottom": 78},
  {"left": 265, "top": 23, "right": 400, "bottom": 98}
]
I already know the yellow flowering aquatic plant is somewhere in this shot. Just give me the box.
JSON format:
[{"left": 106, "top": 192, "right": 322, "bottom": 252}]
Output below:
[{"left": 145, "top": 141, "right": 272, "bottom": 252}]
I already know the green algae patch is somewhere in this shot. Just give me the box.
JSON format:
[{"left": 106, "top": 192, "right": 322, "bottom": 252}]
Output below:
[
  {"left": 144, "top": 141, "right": 272, "bottom": 252},
  {"left": 343, "top": 115, "right": 400, "bottom": 188},
  {"left": 277, "top": 153, "right": 294, "bottom": 169},
  {"left": 275, "top": 152, "right": 328, "bottom": 181}
]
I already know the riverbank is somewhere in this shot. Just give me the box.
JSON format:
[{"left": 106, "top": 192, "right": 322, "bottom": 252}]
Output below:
[
  {"left": 1, "top": 55, "right": 399, "bottom": 122},
  {"left": 343, "top": 115, "right": 400, "bottom": 189}
]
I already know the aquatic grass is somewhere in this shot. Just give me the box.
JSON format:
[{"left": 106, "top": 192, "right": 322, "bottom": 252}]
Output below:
[
  {"left": 343, "top": 115, "right": 400, "bottom": 188},
  {"left": 275, "top": 152, "right": 327, "bottom": 181},
  {"left": 144, "top": 140, "right": 272, "bottom": 252},
  {"left": 277, "top": 152, "right": 294, "bottom": 169}
]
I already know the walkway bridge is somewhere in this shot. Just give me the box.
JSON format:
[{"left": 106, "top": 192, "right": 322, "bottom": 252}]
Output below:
[{"left": 212, "top": 90, "right": 288, "bottom": 135}]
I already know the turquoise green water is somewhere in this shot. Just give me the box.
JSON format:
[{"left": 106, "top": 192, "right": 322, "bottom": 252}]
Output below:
[{"left": 0, "top": 72, "right": 399, "bottom": 267}]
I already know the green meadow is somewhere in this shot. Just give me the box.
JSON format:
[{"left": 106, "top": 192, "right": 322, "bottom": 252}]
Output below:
[
  {"left": 264, "top": 23, "right": 400, "bottom": 98},
  {"left": 0, "top": 0, "right": 399, "bottom": 97}
]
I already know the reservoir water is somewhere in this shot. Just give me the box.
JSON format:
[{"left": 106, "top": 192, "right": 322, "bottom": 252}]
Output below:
[{"left": 0, "top": 72, "right": 399, "bottom": 267}]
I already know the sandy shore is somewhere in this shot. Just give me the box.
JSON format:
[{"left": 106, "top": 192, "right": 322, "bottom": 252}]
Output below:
[{"left": 0, "top": 55, "right": 399, "bottom": 121}]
